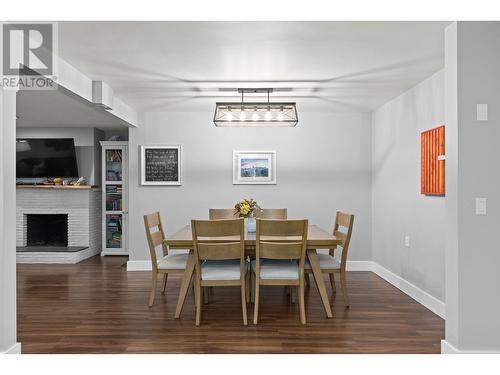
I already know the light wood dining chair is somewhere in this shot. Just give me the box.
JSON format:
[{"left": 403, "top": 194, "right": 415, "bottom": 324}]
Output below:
[
  {"left": 191, "top": 218, "right": 248, "bottom": 326},
  {"left": 209, "top": 208, "right": 237, "bottom": 219},
  {"left": 255, "top": 208, "right": 288, "bottom": 219},
  {"left": 144, "top": 212, "right": 189, "bottom": 307},
  {"left": 305, "top": 211, "right": 354, "bottom": 307},
  {"left": 252, "top": 218, "right": 308, "bottom": 325}
]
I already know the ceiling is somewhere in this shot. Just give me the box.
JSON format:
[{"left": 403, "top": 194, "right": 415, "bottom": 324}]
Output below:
[
  {"left": 17, "top": 86, "right": 131, "bottom": 129},
  {"left": 58, "top": 21, "right": 449, "bottom": 113}
]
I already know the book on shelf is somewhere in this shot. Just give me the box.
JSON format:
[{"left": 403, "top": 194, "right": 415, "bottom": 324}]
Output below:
[{"left": 106, "top": 150, "right": 122, "bottom": 162}]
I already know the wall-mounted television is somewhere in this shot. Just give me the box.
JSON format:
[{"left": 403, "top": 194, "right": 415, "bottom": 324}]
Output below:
[{"left": 16, "top": 138, "right": 79, "bottom": 178}]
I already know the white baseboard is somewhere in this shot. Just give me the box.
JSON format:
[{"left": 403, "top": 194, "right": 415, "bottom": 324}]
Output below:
[
  {"left": 2, "top": 342, "right": 21, "bottom": 354},
  {"left": 127, "top": 260, "right": 152, "bottom": 271},
  {"left": 441, "top": 340, "right": 459, "bottom": 354},
  {"left": 441, "top": 339, "right": 500, "bottom": 354},
  {"left": 370, "top": 261, "right": 445, "bottom": 318}
]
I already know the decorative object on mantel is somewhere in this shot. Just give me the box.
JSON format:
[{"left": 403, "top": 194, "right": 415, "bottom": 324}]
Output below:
[
  {"left": 141, "top": 145, "right": 182, "bottom": 186},
  {"left": 421, "top": 125, "right": 445, "bottom": 196},
  {"left": 73, "top": 177, "right": 87, "bottom": 186},
  {"left": 233, "top": 150, "right": 277, "bottom": 185},
  {"left": 234, "top": 198, "right": 260, "bottom": 233},
  {"left": 214, "top": 88, "right": 298, "bottom": 127}
]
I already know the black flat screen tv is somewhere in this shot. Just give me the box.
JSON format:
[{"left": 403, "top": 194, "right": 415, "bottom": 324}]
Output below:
[{"left": 16, "top": 138, "right": 79, "bottom": 178}]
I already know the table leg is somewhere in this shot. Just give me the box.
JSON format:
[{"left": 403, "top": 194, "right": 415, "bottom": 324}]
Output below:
[
  {"left": 307, "top": 249, "right": 333, "bottom": 318},
  {"left": 174, "top": 250, "right": 196, "bottom": 319}
]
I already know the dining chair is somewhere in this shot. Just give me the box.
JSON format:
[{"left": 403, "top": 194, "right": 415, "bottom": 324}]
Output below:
[
  {"left": 191, "top": 218, "right": 248, "bottom": 326},
  {"left": 209, "top": 208, "right": 237, "bottom": 219},
  {"left": 305, "top": 211, "right": 354, "bottom": 307},
  {"left": 252, "top": 208, "right": 293, "bottom": 299},
  {"left": 255, "top": 208, "right": 287, "bottom": 219},
  {"left": 252, "top": 218, "right": 308, "bottom": 325},
  {"left": 144, "top": 212, "right": 189, "bottom": 307}
]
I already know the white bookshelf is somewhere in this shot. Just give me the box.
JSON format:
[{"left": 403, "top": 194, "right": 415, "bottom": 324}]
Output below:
[{"left": 100, "top": 141, "right": 128, "bottom": 256}]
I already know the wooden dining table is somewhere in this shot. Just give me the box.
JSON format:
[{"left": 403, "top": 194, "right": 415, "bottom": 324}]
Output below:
[{"left": 164, "top": 224, "right": 342, "bottom": 319}]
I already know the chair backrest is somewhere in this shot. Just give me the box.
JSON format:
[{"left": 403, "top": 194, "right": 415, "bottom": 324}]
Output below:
[
  {"left": 144, "top": 212, "right": 166, "bottom": 270},
  {"left": 255, "top": 208, "right": 287, "bottom": 219},
  {"left": 332, "top": 211, "right": 355, "bottom": 268},
  {"left": 209, "top": 208, "right": 237, "bottom": 220},
  {"left": 191, "top": 218, "right": 245, "bottom": 262},
  {"left": 255, "top": 219, "right": 308, "bottom": 270}
]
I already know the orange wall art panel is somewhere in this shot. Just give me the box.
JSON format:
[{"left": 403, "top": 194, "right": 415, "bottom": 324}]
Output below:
[{"left": 421, "top": 125, "right": 445, "bottom": 196}]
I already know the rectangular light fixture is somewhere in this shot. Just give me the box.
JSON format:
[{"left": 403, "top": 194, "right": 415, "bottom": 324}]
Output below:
[{"left": 213, "top": 89, "right": 298, "bottom": 127}]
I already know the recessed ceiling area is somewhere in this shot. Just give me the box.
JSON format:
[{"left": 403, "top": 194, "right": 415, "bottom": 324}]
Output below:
[
  {"left": 58, "top": 21, "right": 449, "bottom": 113},
  {"left": 16, "top": 87, "right": 132, "bottom": 130}
]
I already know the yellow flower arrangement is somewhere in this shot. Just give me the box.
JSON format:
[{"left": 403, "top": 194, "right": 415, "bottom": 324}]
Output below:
[{"left": 234, "top": 198, "right": 260, "bottom": 218}]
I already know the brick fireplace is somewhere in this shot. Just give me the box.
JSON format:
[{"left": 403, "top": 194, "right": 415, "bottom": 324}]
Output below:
[{"left": 16, "top": 186, "right": 101, "bottom": 263}]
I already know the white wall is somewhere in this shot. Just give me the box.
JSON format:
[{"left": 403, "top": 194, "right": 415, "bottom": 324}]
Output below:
[
  {"left": 0, "top": 88, "right": 20, "bottom": 354},
  {"left": 444, "top": 22, "right": 460, "bottom": 351},
  {"left": 128, "top": 111, "right": 372, "bottom": 263},
  {"left": 443, "top": 21, "right": 500, "bottom": 352},
  {"left": 372, "top": 70, "right": 445, "bottom": 302},
  {"left": 15, "top": 127, "right": 104, "bottom": 185}
]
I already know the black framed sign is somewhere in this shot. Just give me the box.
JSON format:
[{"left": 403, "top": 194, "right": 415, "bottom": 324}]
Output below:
[{"left": 141, "top": 145, "right": 182, "bottom": 185}]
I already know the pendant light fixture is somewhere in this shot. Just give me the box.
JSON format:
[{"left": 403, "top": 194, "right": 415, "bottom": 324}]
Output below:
[{"left": 213, "top": 88, "right": 298, "bottom": 127}]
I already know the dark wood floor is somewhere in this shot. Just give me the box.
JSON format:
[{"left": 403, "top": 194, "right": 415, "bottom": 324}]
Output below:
[{"left": 17, "top": 256, "right": 444, "bottom": 353}]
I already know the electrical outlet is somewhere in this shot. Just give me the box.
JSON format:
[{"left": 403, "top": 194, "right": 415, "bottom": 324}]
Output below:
[
  {"left": 476, "top": 198, "right": 487, "bottom": 215},
  {"left": 404, "top": 235, "right": 410, "bottom": 248},
  {"left": 477, "top": 104, "right": 488, "bottom": 121}
]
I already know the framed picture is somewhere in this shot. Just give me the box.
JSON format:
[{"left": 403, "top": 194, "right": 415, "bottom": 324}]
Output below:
[
  {"left": 233, "top": 150, "right": 276, "bottom": 185},
  {"left": 141, "top": 145, "right": 182, "bottom": 185}
]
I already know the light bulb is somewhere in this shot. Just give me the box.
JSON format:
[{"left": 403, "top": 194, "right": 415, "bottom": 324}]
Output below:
[
  {"left": 265, "top": 111, "right": 271, "bottom": 121},
  {"left": 277, "top": 112, "right": 284, "bottom": 121},
  {"left": 227, "top": 112, "right": 233, "bottom": 121},
  {"left": 240, "top": 111, "right": 246, "bottom": 121},
  {"left": 252, "top": 111, "right": 258, "bottom": 121}
]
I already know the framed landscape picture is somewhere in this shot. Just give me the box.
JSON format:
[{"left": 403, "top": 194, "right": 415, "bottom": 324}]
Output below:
[
  {"left": 233, "top": 150, "right": 276, "bottom": 185},
  {"left": 141, "top": 145, "right": 182, "bottom": 185}
]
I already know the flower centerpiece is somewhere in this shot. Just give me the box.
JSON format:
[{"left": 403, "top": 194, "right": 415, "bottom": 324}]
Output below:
[{"left": 234, "top": 198, "right": 260, "bottom": 232}]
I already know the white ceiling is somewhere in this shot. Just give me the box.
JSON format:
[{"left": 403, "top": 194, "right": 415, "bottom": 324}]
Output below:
[
  {"left": 58, "top": 21, "right": 449, "bottom": 113},
  {"left": 17, "top": 87, "right": 131, "bottom": 129}
]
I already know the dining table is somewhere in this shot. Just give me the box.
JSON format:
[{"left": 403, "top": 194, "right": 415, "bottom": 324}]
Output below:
[{"left": 164, "top": 224, "right": 342, "bottom": 319}]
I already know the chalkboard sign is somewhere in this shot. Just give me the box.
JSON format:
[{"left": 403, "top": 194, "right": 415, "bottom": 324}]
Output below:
[{"left": 141, "top": 145, "right": 182, "bottom": 185}]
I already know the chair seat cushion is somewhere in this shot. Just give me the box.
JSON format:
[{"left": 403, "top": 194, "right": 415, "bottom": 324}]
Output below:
[
  {"left": 304, "top": 253, "right": 341, "bottom": 270},
  {"left": 201, "top": 260, "right": 247, "bottom": 281},
  {"left": 157, "top": 252, "right": 189, "bottom": 270},
  {"left": 251, "top": 259, "right": 299, "bottom": 280}
]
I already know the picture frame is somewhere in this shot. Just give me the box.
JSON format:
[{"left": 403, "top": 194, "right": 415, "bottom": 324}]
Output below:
[
  {"left": 141, "top": 145, "right": 182, "bottom": 186},
  {"left": 233, "top": 150, "right": 276, "bottom": 185}
]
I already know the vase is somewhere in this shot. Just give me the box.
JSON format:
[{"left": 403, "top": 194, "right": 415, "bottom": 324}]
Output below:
[{"left": 245, "top": 217, "right": 256, "bottom": 233}]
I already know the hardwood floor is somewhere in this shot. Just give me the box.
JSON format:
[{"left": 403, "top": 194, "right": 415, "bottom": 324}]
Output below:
[{"left": 17, "top": 256, "right": 444, "bottom": 354}]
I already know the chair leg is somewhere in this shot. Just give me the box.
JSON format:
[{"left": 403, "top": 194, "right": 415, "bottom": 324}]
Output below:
[
  {"left": 340, "top": 270, "right": 350, "bottom": 308},
  {"left": 161, "top": 273, "right": 168, "bottom": 294},
  {"left": 195, "top": 275, "right": 202, "bottom": 326},
  {"left": 203, "top": 287, "right": 209, "bottom": 304},
  {"left": 253, "top": 281, "right": 260, "bottom": 325},
  {"left": 241, "top": 280, "right": 248, "bottom": 326},
  {"left": 245, "top": 271, "right": 250, "bottom": 301},
  {"left": 329, "top": 273, "right": 336, "bottom": 294},
  {"left": 299, "top": 277, "right": 306, "bottom": 325},
  {"left": 291, "top": 287, "right": 296, "bottom": 304},
  {"left": 250, "top": 272, "right": 255, "bottom": 303},
  {"left": 305, "top": 272, "right": 311, "bottom": 287},
  {"left": 148, "top": 271, "right": 158, "bottom": 307}
]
